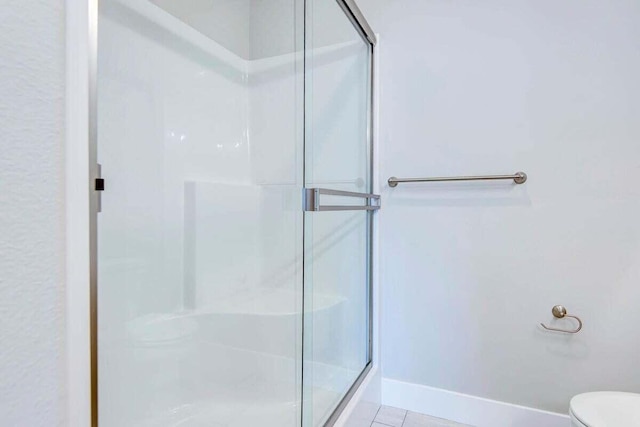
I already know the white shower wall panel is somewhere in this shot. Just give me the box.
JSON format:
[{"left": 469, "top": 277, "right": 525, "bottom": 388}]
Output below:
[
  {"left": 98, "top": 0, "right": 251, "bottom": 320},
  {"left": 249, "top": 55, "right": 300, "bottom": 186},
  {"left": 150, "top": 0, "right": 252, "bottom": 59}
]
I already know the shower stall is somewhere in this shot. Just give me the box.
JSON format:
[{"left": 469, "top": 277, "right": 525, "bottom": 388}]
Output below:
[{"left": 91, "top": 0, "right": 377, "bottom": 425}]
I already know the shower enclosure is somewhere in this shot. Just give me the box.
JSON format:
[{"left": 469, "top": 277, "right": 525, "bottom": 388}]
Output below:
[{"left": 91, "top": 0, "right": 377, "bottom": 425}]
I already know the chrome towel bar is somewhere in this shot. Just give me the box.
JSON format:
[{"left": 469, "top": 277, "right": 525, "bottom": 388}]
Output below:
[
  {"left": 303, "top": 188, "right": 381, "bottom": 212},
  {"left": 388, "top": 171, "right": 527, "bottom": 187}
]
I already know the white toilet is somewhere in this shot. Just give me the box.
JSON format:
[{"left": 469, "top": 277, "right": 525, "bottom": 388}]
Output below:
[{"left": 570, "top": 392, "right": 640, "bottom": 426}]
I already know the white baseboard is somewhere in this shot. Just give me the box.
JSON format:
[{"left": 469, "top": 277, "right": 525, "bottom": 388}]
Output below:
[{"left": 382, "top": 378, "right": 570, "bottom": 427}]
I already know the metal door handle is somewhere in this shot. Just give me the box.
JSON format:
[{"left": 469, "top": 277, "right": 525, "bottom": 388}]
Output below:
[{"left": 303, "top": 188, "right": 380, "bottom": 212}]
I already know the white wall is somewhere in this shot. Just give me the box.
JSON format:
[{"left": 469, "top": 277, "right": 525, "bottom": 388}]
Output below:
[
  {"left": 358, "top": 0, "right": 640, "bottom": 415},
  {"left": 0, "top": 0, "right": 67, "bottom": 425}
]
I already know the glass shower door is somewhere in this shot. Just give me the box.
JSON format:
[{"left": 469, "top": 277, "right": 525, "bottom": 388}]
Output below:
[
  {"left": 95, "top": 0, "right": 374, "bottom": 425},
  {"left": 302, "top": 0, "right": 375, "bottom": 425},
  {"left": 95, "top": 1, "right": 304, "bottom": 426}
]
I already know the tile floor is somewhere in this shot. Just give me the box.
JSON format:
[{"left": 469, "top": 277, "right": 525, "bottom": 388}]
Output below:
[{"left": 370, "top": 406, "right": 473, "bottom": 427}]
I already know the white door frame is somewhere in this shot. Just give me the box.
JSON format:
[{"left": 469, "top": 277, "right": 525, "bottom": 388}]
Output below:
[{"left": 65, "top": 0, "right": 94, "bottom": 425}]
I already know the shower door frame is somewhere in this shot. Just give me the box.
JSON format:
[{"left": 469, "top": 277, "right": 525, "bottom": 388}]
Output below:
[
  {"left": 302, "top": 1, "right": 378, "bottom": 426},
  {"left": 79, "top": 0, "right": 378, "bottom": 426}
]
